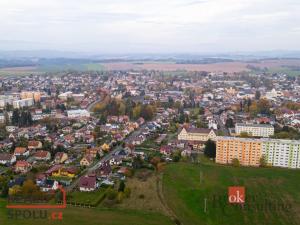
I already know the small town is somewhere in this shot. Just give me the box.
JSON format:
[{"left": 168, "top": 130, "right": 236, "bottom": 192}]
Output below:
[{"left": 0, "top": 70, "right": 299, "bottom": 213}]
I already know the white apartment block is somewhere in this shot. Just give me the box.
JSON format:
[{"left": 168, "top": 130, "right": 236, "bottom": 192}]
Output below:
[
  {"left": 67, "top": 109, "right": 90, "bottom": 118},
  {"left": 262, "top": 139, "right": 300, "bottom": 169},
  {"left": 0, "top": 95, "right": 14, "bottom": 108},
  {"left": 13, "top": 98, "right": 34, "bottom": 109},
  {"left": 0, "top": 113, "right": 5, "bottom": 123},
  {"left": 216, "top": 136, "right": 300, "bottom": 169},
  {"left": 235, "top": 123, "right": 274, "bottom": 137}
]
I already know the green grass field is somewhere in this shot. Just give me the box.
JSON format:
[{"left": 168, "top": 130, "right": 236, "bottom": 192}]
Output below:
[
  {"left": 37, "top": 63, "right": 104, "bottom": 72},
  {"left": 163, "top": 162, "right": 300, "bottom": 225},
  {"left": 0, "top": 63, "right": 105, "bottom": 76},
  {"left": 0, "top": 200, "right": 173, "bottom": 225},
  {"left": 67, "top": 188, "right": 106, "bottom": 205},
  {"left": 267, "top": 67, "right": 300, "bottom": 76}
]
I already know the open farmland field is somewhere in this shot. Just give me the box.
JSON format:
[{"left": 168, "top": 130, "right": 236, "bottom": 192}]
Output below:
[
  {"left": 0, "top": 63, "right": 104, "bottom": 76},
  {"left": 100, "top": 58, "right": 300, "bottom": 74},
  {"left": 0, "top": 66, "right": 41, "bottom": 76},
  {"left": 0, "top": 58, "right": 300, "bottom": 75},
  {"left": 102, "top": 62, "right": 250, "bottom": 73},
  {"left": 163, "top": 162, "right": 300, "bottom": 225}
]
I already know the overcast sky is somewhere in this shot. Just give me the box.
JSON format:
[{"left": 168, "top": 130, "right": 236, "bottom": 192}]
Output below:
[{"left": 1, "top": 0, "right": 300, "bottom": 54}]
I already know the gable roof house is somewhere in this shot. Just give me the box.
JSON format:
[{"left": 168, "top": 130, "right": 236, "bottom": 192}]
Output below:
[
  {"left": 28, "top": 140, "right": 43, "bottom": 150},
  {"left": 47, "top": 165, "right": 78, "bottom": 178},
  {"left": 14, "top": 147, "right": 30, "bottom": 158},
  {"left": 79, "top": 175, "right": 97, "bottom": 192},
  {"left": 54, "top": 152, "right": 68, "bottom": 164},
  {"left": 64, "top": 134, "right": 75, "bottom": 144},
  {"left": 85, "top": 148, "right": 101, "bottom": 158},
  {"left": 0, "top": 153, "right": 16, "bottom": 166},
  {"left": 40, "top": 180, "right": 59, "bottom": 192},
  {"left": 35, "top": 173, "right": 46, "bottom": 186},
  {"left": 84, "top": 134, "right": 94, "bottom": 143},
  {"left": 160, "top": 145, "right": 173, "bottom": 156},
  {"left": 15, "top": 160, "right": 32, "bottom": 173},
  {"left": 80, "top": 155, "right": 94, "bottom": 167},
  {"left": 178, "top": 127, "right": 217, "bottom": 142},
  {"left": 109, "top": 155, "right": 123, "bottom": 166},
  {"left": 34, "top": 150, "right": 51, "bottom": 161},
  {"left": 95, "top": 161, "right": 112, "bottom": 179}
]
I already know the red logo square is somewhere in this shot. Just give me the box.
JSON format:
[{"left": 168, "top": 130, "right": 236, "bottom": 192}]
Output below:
[{"left": 228, "top": 186, "right": 245, "bottom": 204}]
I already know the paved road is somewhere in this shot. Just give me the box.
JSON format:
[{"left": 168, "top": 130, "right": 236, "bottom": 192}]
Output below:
[
  {"left": 67, "top": 121, "right": 149, "bottom": 191},
  {"left": 86, "top": 97, "right": 102, "bottom": 112}
]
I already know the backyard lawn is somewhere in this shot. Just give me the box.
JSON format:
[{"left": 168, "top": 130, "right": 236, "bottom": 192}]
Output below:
[{"left": 67, "top": 188, "right": 107, "bottom": 205}]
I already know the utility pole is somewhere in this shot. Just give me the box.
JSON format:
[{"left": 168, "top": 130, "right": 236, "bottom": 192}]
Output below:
[{"left": 200, "top": 171, "right": 203, "bottom": 184}]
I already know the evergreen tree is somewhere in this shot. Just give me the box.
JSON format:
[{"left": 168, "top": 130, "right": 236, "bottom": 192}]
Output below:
[
  {"left": 11, "top": 109, "right": 20, "bottom": 126},
  {"left": 118, "top": 180, "right": 125, "bottom": 192},
  {"left": 204, "top": 139, "right": 216, "bottom": 158},
  {"left": 255, "top": 90, "right": 261, "bottom": 100}
]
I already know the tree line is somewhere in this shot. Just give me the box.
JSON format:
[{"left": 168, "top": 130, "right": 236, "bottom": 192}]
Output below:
[{"left": 11, "top": 109, "right": 33, "bottom": 127}]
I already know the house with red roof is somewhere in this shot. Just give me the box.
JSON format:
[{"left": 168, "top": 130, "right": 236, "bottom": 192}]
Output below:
[
  {"left": 54, "top": 152, "right": 68, "bottom": 164},
  {"left": 160, "top": 145, "right": 173, "bottom": 156},
  {"left": 28, "top": 140, "right": 42, "bottom": 150},
  {"left": 79, "top": 175, "right": 97, "bottom": 192},
  {"left": 14, "top": 147, "right": 29, "bottom": 158},
  {"left": 64, "top": 134, "right": 75, "bottom": 144},
  {"left": 34, "top": 150, "right": 51, "bottom": 161},
  {"left": 15, "top": 160, "right": 32, "bottom": 173},
  {"left": 0, "top": 153, "right": 16, "bottom": 166}
]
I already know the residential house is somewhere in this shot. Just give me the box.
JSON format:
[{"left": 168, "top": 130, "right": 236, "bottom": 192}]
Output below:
[
  {"left": 0, "top": 153, "right": 16, "bottom": 165},
  {"left": 34, "top": 150, "right": 51, "bottom": 161},
  {"left": 80, "top": 155, "right": 94, "bottom": 166},
  {"left": 41, "top": 180, "right": 59, "bottom": 192},
  {"left": 6, "top": 126, "right": 18, "bottom": 133},
  {"left": 85, "top": 148, "right": 100, "bottom": 158},
  {"left": 137, "top": 117, "right": 145, "bottom": 125},
  {"left": 109, "top": 156, "right": 122, "bottom": 166},
  {"left": 160, "top": 145, "right": 173, "bottom": 156},
  {"left": 84, "top": 134, "right": 94, "bottom": 143},
  {"left": 14, "top": 147, "right": 29, "bottom": 158},
  {"left": 79, "top": 175, "right": 97, "bottom": 192},
  {"left": 130, "top": 135, "right": 146, "bottom": 145},
  {"left": 64, "top": 134, "right": 75, "bottom": 144},
  {"left": 15, "top": 160, "right": 32, "bottom": 173},
  {"left": 46, "top": 165, "right": 77, "bottom": 178},
  {"left": 101, "top": 143, "right": 110, "bottom": 152},
  {"left": 54, "top": 152, "right": 68, "bottom": 164},
  {"left": 8, "top": 177, "right": 25, "bottom": 193},
  {"left": 181, "top": 148, "right": 192, "bottom": 157},
  {"left": 28, "top": 140, "right": 43, "bottom": 150},
  {"left": 95, "top": 161, "right": 112, "bottom": 179},
  {"left": 36, "top": 173, "right": 46, "bottom": 186}
]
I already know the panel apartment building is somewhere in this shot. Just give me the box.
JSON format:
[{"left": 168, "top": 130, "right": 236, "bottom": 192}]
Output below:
[
  {"left": 216, "top": 137, "right": 262, "bottom": 166},
  {"left": 216, "top": 137, "right": 300, "bottom": 169},
  {"left": 235, "top": 123, "right": 274, "bottom": 137}
]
